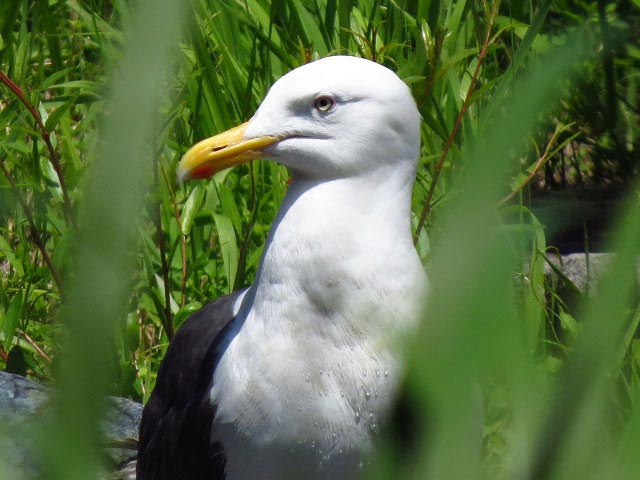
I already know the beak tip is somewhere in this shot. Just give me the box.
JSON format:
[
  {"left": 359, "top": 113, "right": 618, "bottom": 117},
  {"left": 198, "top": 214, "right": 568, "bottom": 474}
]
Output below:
[
  {"left": 176, "top": 165, "right": 190, "bottom": 184},
  {"left": 176, "top": 121, "right": 268, "bottom": 183}
]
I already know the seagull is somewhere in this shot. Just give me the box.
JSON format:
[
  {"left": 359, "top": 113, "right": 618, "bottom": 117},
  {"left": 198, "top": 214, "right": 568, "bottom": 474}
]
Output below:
[{"left": 137, "top": 55, "right": 428, "bottom": 480}]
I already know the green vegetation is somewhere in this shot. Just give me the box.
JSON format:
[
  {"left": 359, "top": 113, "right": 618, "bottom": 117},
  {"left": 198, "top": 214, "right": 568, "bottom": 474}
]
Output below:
[{"left": 0, "top": 0, "right": 639, "bottom": 478}]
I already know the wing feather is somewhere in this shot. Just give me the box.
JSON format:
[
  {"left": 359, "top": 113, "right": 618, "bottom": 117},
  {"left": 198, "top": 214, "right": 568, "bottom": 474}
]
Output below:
[{"left": 137, "top": 290, "right": 245, "bottom": 480}]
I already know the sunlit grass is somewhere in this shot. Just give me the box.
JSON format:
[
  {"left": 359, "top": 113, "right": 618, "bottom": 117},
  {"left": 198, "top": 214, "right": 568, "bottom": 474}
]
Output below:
[{"left": 0, "top": 0, "right": 639, "bottom": 478}]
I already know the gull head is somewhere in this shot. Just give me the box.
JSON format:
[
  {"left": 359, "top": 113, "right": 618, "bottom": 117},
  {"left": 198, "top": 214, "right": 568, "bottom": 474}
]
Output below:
[{"left": 177, "top": 56, "right": 421, "bottom": 182}]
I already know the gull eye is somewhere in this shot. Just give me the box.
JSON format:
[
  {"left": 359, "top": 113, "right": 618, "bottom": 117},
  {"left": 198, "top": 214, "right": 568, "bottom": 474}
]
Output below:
[{"left": 313, "top": 95, "right": 335, "bottom": 112}]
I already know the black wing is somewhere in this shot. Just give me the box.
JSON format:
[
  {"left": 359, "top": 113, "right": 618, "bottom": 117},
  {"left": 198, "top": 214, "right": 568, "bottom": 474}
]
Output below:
[{"left": 137, "top": 290, "right": 245, "bottom": 480}]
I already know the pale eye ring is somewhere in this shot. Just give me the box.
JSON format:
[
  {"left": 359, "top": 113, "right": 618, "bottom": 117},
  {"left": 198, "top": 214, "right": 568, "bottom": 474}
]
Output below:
[{"left": 313, "top": 95, "right": 335, "bottom": 112}]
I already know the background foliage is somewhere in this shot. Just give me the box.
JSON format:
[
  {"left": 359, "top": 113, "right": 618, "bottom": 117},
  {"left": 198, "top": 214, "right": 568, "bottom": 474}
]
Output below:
[{"left": 0, "top": 0, "right": 639, "bottom": 478}]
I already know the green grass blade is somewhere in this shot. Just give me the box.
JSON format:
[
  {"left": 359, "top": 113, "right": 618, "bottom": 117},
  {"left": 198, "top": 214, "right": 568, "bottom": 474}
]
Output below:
[
  {"left": 36, "top": 1, "right": 187, "bottom": 479},
  {"left": 401, "top": 29, "right": 594, "bottom": 480}
]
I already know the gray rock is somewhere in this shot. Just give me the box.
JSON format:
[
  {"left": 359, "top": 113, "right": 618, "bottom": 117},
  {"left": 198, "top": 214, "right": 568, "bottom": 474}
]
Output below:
[
  {"left": 0, "top": 371, "right": 140, "bottom": 479},
  {"left": 0, "top": 370, "right": 49, "bottom": 419},
  {"left": 544, "top": 253, "right": 640, "bottom": 297}
]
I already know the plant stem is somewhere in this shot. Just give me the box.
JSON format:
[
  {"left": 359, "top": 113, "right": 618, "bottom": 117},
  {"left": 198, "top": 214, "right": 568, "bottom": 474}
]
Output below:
[
  {"left": 413, "top": 0, "right": 500, "bottom": 244},
  {"left": 498, "top": 124, "right": 566, "bottom": 206},
  {"left": 153, "top": 156, "right": 174, "bottom": 339},
  {"left": 0, "top": 159, "right": 63, "bottom": 292},
  {"left": 161, "top": 164, "right": 187, "bottom": 307},
  {"left": 19, "top": 329, "right": 53, "bottom": 363},
  {"left": 0, "top": 70, "right": 76, "bottom": 229}
]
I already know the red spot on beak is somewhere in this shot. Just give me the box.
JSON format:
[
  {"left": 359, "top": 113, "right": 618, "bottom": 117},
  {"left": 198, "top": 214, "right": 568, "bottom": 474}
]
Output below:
[{"left": 191, "top": 165, "right": 215, "bottom": 179}]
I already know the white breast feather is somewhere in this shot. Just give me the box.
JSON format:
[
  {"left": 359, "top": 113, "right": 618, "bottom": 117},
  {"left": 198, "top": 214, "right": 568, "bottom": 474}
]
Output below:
[{"left": 209, "top": 176, "right": 427, "bottom": 480}]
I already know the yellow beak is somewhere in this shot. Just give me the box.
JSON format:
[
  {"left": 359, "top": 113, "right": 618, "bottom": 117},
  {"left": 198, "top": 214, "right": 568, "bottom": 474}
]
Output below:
[{"left": 177, "top": 121, "right": 280, "bottom": 182}]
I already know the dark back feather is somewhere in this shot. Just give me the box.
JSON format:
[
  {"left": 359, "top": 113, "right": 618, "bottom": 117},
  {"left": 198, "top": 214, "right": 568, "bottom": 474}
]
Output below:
[{"left": 137, "top": 290, "right": 245, "bottom": 480}]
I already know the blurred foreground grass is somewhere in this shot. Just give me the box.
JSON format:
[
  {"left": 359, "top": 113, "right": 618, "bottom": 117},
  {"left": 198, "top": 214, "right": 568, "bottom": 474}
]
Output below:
[{"left": 0, "top": 0, "right": 639, "bottom": 478}]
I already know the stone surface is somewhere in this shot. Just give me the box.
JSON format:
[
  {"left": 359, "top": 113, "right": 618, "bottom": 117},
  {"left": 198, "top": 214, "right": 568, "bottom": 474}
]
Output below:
[
  {"left": 0, "top": 371, "right": 141, "bottom": 479},
  {"left": 544, "top": 252, "right": 640, "bottom": 297}
]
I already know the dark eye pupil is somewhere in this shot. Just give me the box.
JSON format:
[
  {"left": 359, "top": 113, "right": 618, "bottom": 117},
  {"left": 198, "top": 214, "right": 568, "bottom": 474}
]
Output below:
[{"left": 315, "top": 96, "right": 333, "bottom": 111}]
